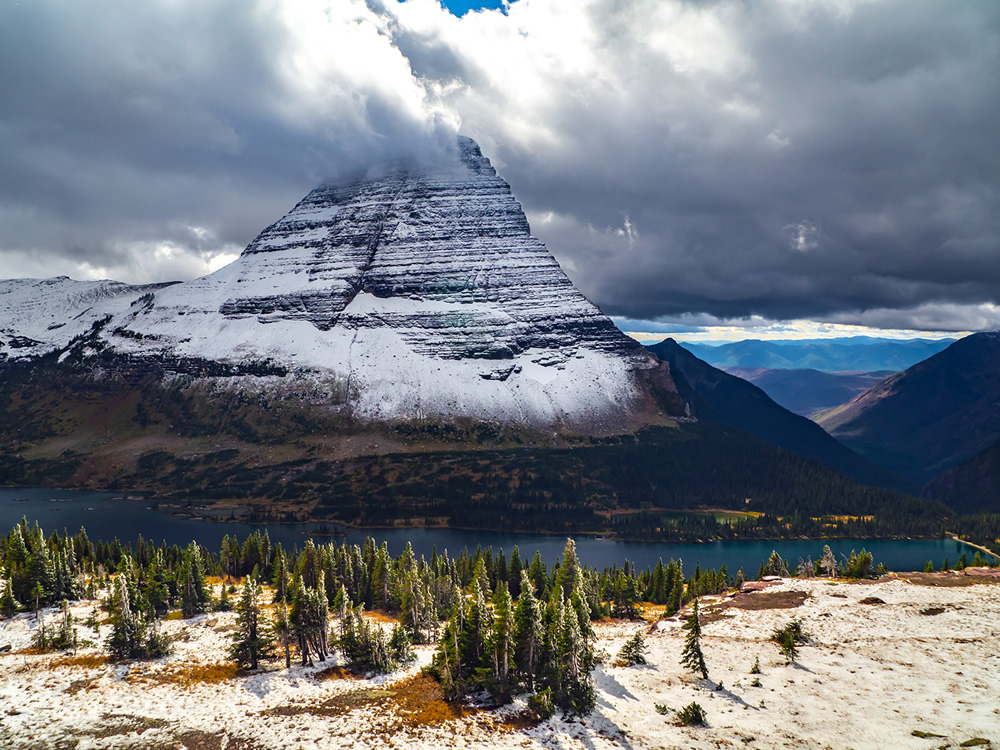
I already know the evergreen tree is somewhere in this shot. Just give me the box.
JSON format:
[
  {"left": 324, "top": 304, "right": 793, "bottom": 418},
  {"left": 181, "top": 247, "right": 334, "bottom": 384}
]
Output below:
[
  {"left": 771, "top": 620, "right": 807, "bottom": 665},
  {"left": 554, "top": 538, "right": 581, "bottom": 598},
  {"left": 400, "top": 569, "right": 435, "bottom": 644},
  {"left": 762, "top": 550, "right": 790, "bottom": 578},
  {"left": 527, "top": 551, "right": 549, "bottom": 598},
  {"left": 549, "top": 587, "right": 595, "bottom": 715},
  {"left": 179, "top": 543, "right": 210, "bottom": 618},
  {"left": 331, "top": 583, "right": 349, "bottom": 622},
  {"left": 843, "top": 548, "right": 874, "bottom": 578},
  {"left": 216, "top": 581, "right": 232, "bottom": 612},
  {"left": 106, "top": 575, "right": 141, "bottom": 659},
  {"left": 388, "top": 622, "right": 415, "bottom": 664},
  {"left": 229, "top": 575, "right": 275, "bottom": 670},
  {"left": 508, "top": 547, "right": 523, "bottom": 599},
  {"left": 513, "top": 571, "right": 544, "bottom": 691},
  {"left": 142, "top": 550, "right": 170, "bottom": 616},
  {"left": 290, "top": 573, "right": 330, "bottom": 665},
  {"left": 0, "top": 578, "right": 21, "bottom": 617},
  {"left": 461, "top": 578, "right": 491, "bottom": 670},
  {"left": 370, "top": 543, "right": 395, "bottom": 611},
  {"left": 681, "top": 599, "right": 708, "bottom": 679},
  {"left": 105, "top": 573, "right": 168, "bottom": 660},
  {"left": 271, "top": 546, "right": 290, "bottom": 603},
  {"left": 487, "top": 582, "right": 515, "bottom": 701},
  {"left": 7, "top": 524, "right": 29, "bottom": 569},
  {"left": 339, "top": 606, "right": 395, "bottom": 674},
  {"left": 433, "top": 593, "right": 466, "bottom": 699},
  {"left": 274, "top": 600, "right": 292, "bottom": 669},
  {"left": 24, "top": 544, "right": 55, "bottom": 607},
  {"left": 611, "top": 570, "right": 641, "bottom": 619},
  {"left": 664, "top": 561, "right": 684, "bottom": 617}
]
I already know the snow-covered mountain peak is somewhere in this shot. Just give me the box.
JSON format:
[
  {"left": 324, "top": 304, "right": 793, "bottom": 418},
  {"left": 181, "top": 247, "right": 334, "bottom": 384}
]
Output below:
[{"left": 3, "top": 138, "right": 683, "bottom": 430}]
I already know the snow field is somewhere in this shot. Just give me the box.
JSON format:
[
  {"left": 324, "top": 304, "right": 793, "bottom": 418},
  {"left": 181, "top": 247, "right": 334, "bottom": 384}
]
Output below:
[{"left": 2, "top": 576, "right": 998, "bottom": 749}]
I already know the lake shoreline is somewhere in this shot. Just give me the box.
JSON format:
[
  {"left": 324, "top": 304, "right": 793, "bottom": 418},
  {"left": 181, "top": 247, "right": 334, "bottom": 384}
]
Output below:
[
  {"left": 142, "top": 497, "right": 952, "bottom": 545},
  {"left": 948, "top": 533, "right": 1000, "bottom": 562},
  {"left": 1, "top": 486, "right": 987, "bottom": 574}
]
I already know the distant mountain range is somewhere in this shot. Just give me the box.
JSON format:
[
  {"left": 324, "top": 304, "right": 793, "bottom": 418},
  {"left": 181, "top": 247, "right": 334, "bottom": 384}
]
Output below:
[
  {"left": 680, "top": 337, "right": 955, "bottom": 373},
  {"left": 725, "top": 368, "right": 894, "bottom": 418},
  {"left": 646, "top": 339, "right": 910, "bottom": 493},
  {"left": 816, "top": 332, "right": 1000, "bottom": 489}
]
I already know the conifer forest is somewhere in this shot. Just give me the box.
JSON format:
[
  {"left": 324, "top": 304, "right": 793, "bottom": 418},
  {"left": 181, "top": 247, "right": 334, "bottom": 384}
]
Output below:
[{"left": 0, "top": 519, "right": 993, "bottom": 717}]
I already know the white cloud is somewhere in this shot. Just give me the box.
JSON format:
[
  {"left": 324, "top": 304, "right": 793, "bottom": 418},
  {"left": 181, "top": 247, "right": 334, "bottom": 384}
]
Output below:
[{"left": 0, "top": 0, "right": 998, "bottom": 335}]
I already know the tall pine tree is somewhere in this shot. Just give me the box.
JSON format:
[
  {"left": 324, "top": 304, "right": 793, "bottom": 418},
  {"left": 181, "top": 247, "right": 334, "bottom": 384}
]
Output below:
[
  {"left": 681, "top": 598, "right": 708, "bottom": 679},
  {"left": 229, "top": 575, "right": 275, "bottom": 671}
]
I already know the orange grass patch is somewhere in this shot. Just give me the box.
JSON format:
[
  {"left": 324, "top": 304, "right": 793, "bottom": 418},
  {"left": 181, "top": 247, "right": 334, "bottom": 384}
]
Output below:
[
  {"left": 363, "top": 610, "right": 399, "bottom": 624},
  {"left": 263, "top": 673, "right": 479, "bottom": 730},
  {"left": 497, "top": 709, "right": 543, "bottom": 732},
  {"left": 137, "top": 662, "right": 240, "bottom": 687},
  {"left": 52, "top": 653, "right": 109, "bottom": 669},
  {"left": 314, "top": 665, "right": 358, "bottom": 681},
  {"left": 66, "top": 676, "right": 102, "bottom": 696},
  {"left": 388, "top": 673, "right": 479, "bottom": 728}
]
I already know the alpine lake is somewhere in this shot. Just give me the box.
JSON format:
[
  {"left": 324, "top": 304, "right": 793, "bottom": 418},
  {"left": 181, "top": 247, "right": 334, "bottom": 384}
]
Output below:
[{"left": 1, "top": 487, "right": 989, "bottom": 574}]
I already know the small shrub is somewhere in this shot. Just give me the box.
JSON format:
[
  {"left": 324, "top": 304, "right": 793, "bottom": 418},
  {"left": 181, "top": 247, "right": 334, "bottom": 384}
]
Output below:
[
  {"left": 388, "top": 624, "right": 415, "bottom": 664},
  {"left": 654, "top": 703, "right": 670, "bottom": 715},
  {"left": 750, "top": 677, "right": 762, "bottom": 687},
  {"left": 750, "top": 655, "right": 761, "bottom": 674},
  {"left": 675, "top": 702, "right": 707, "bottom": 727},
  {"left": 774, "top": 620, "right": 808, "bottom": 643},
  {"left": 774, "top": 631, "right": 797, "bottom": 663},
  {"left": 144, "top": 624, "right": 173, "bottom": 658},
  {"left": 617, "top": 631, "right": 648, "bottom": 666},
  {"left": 527, "top": 688, "right": 555, "bottom": 720},
  {"left": 771, "top": 620, "right": 808, "bottom": 664}
]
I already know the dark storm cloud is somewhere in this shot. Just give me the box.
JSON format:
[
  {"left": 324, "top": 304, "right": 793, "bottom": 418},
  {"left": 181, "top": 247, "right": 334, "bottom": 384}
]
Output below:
[
  {"left": 0, "top": 0, "right": 456, "bottom": 281},
  {"left": 1, "top": 0, "right": 998, "bottom": 332},
  {"left": 386, "top": 0, "right": 1000, "bottom": 330}
]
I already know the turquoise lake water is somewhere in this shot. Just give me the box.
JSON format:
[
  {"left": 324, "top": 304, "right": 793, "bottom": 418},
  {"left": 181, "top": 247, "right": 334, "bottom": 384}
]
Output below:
[{"left": 1, "top": 487, "right": 990, "bottom": 573}]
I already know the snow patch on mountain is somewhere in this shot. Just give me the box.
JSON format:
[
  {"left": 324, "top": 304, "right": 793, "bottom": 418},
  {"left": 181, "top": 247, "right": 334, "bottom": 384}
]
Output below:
[{"left": 0, "top": 277, "right": 176, "bottom": 361}]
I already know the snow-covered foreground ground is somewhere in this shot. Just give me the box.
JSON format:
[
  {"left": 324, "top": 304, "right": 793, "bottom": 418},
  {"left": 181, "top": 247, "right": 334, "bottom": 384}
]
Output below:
[{"left": 1, "top": 573, "right": 998, "bottom": 750}]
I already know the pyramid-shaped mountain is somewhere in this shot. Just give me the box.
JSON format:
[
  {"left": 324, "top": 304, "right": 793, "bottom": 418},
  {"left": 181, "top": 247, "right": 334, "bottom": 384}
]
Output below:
[
  {"left": 29, "top": 137, "right": 682, "bottom": 431},
  {"left": 0, "top": 138, "right": 937, "bottom": 531}
]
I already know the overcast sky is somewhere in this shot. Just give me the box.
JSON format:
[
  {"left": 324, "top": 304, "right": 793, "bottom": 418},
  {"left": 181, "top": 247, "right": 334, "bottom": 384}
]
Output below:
[{"left": 1, "top": 0, "right": 998, "bottom": 337}]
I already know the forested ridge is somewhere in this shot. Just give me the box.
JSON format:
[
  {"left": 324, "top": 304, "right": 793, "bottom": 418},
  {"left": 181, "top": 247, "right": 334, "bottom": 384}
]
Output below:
[{"left": 0, "top": 351, "right": 951, "bottom": 538}]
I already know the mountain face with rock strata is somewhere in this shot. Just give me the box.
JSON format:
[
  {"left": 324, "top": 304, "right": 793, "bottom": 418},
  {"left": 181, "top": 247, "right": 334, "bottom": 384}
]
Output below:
[{"left": 1, "top": 137, "right": 684, "bottom": 433}]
